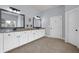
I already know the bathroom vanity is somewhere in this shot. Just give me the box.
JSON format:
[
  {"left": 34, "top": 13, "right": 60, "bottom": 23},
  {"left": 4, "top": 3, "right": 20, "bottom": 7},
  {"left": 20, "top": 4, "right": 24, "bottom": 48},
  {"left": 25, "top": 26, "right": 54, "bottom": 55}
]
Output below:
[
  {"left": 0, "top": 29, "right": 45, "bottom": 53},
  {"left": 0, "top": 8, "right": 45, "bottom": 53}
]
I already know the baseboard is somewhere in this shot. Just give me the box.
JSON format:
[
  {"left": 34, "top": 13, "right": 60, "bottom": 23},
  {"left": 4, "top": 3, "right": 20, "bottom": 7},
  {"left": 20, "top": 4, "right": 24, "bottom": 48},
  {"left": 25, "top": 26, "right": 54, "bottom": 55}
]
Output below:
[
  {"left": 64, "top": 39, "right": 68, "bottom": 43},
  {"left": 77, "top": 46, "right": 79, "bottom": 48},
  {"left": 46, "top": 35, "right": 64, "bottom": 40}
]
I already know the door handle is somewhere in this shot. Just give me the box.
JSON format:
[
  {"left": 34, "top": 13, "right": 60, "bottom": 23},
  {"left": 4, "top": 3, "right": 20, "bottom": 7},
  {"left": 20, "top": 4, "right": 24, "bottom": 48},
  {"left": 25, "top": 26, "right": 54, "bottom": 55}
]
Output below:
[{"left": 75, "top": 29, "right": 78, "bottom": 31}]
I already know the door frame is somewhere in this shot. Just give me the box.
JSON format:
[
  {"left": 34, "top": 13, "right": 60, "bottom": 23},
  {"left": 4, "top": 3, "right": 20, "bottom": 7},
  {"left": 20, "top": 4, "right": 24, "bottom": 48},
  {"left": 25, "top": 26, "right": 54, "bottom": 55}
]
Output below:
[{"left": 48, "top": 16, "right": 62, "bottom": 39}]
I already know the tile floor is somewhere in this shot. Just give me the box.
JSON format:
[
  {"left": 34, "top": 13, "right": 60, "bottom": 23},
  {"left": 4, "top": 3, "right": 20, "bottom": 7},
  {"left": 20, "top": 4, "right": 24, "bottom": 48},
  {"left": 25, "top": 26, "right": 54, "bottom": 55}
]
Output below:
[{"left": 7, "top": 37, "right": 79, "bottom": 53}]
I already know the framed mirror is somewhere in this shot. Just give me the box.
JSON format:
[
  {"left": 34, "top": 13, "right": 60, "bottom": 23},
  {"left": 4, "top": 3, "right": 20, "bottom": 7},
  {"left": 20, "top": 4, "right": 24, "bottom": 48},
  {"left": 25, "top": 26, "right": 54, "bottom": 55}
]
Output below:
[{"left": 33, "top": 16, "right": 41, "bottom": 29}]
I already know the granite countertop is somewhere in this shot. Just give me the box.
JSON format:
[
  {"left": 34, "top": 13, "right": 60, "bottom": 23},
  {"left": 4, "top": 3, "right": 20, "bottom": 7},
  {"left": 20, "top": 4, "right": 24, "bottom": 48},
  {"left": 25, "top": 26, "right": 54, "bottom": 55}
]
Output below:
[
  {"left": 14, "top": 28, "right": 45, "bottom": 32},
  {"left": 0, "top": 28, "right": 45, "bottom": 33}
]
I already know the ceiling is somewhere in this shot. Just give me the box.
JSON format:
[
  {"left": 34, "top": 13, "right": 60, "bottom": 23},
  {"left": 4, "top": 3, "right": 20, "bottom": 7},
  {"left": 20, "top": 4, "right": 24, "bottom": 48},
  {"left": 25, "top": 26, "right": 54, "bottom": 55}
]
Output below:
[
  {"left": 0, "top": 5, "right": 61, "bottom": 12},
  {"left": 30, "top": 5, "right": 61, "bottom": 12},
  {"left": 9, "top": 5, "right": 62, "bottom": 15},
  {"left": 0, "top": 5, "right": 62, "bottom": 16},
  {"left": 1, "top": 5, "right": 79, "bottom": 13}
]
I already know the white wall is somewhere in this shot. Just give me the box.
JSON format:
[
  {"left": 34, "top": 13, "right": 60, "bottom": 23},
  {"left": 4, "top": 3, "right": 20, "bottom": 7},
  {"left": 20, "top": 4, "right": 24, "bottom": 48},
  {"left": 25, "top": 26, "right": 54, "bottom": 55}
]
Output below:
[{"left": 37, "top": 6, "right": 65, "bottom": 39}]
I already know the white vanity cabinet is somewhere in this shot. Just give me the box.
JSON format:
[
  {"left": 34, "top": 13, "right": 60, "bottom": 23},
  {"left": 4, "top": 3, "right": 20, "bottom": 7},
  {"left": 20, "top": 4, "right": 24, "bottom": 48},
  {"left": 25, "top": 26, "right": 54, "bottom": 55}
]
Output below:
[
  {"left": 14, "top": 32, "right": 22, "bottom": 46},
  {"left": 0, "top": 33, "right": 3, "bottom": 53},
  {"left": 28, "top": 30, "right": 35, "bottom": 42},
  {"left": 2, "top": 29, "right": 45, "bottom": 52},
  {"left": 18, "top": 31, "right": 28, "bottom": 46},
  {"left": 27, "top": 29, "right": 45, "bottom": 43},
  {"left": 39, "top": 29, "right": 45, "bottom": 38},
  {"left": 3, "top": 32, "right": 19, "bottom": 52},
  {"left": 31, "top": 29, "right": 45, "bottom": 41},
  {"left": 32, "top": 30, "right": 39, "bottom": 40},
  {"left": 4, "top": 31, "right": 28, "bottom": 52},
  {"left": 34, "top": 29, "right": 45, "bottom": 39}
]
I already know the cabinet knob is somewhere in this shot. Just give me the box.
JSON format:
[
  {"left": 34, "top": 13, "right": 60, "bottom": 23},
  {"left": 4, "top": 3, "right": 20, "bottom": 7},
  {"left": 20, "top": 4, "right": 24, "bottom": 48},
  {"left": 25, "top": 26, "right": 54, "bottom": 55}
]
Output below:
[{"left": 8, "top": 34, "right": 10, "bottom": 36}]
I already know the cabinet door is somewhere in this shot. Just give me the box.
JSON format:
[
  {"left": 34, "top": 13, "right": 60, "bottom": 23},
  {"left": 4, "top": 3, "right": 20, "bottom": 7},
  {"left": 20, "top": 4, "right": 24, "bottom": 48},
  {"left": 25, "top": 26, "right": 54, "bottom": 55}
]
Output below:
[
  {"left": 33, "top": 29, "right": 45, "bottom": 40},
  {"left": 4, "top": 32, "right": 19, "bottom": 52},
  {"left": 25, "top": 31, "right": 29, "bottom": 43},
  {"left": 41, "top": 29, "right": 45, "bottom": 36},
  {"left": 38, "top": 29, "right": 45, "bottom": 38},
  {"left": 0, "top": 33, "right": 3, "bottom": 53},
  {"left": 14, "top": 32, "right": 21, "bottom": 46},
  {"left": 33, "top": 30, "right": 39, "bottom": 39},
  {"left": 19, "top": 31, "right": 28, "bottom": 46},
  {"left": 28, "top": 31, "right": 34, "bottom": 42}
]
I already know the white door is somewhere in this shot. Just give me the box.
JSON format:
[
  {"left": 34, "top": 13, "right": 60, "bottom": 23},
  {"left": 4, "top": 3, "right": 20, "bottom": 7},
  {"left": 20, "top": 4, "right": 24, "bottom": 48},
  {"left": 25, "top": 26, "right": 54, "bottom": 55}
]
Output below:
[
  {"left": 68, "top": 9, "right": 79, "bottom": 46},
  {"left": 4, "top": 32, "right": 19, "bottom": 52},
  {"left": 49, "top": 16, "right": 62, "bottom": 38},
  {"left": 0, "top": 33, "right": 3, "bottom": 53}
]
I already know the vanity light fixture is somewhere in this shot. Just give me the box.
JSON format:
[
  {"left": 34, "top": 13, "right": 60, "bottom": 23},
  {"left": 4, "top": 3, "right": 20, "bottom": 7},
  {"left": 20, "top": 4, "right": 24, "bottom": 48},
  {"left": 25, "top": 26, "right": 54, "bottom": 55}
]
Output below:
[
  {"left": 34, "top": 16, "right": 41, "bottom": 19},
  {"left": 7, "top": 7, "right": 21, "bottom": 14}
]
